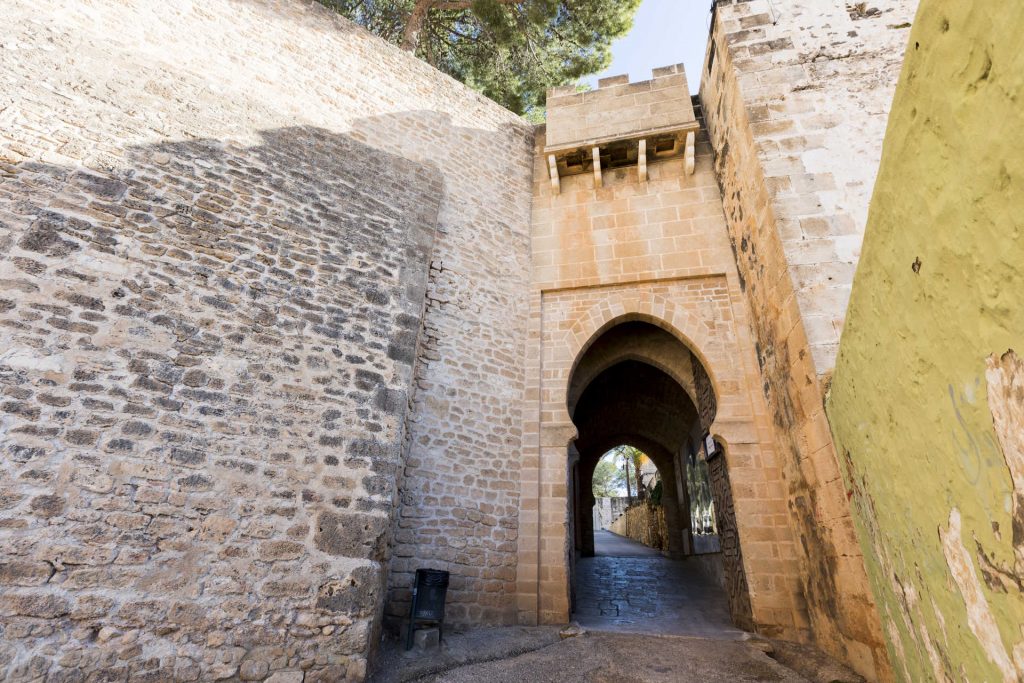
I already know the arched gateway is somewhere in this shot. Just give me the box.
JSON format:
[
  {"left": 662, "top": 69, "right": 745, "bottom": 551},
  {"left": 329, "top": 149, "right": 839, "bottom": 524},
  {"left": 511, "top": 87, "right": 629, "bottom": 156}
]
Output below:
[
  {"left": 566, "top": 320, "right": 748, "bottom": 621},
  {"left": 515, "top": 292, "right": 800, "bottom": 634}
]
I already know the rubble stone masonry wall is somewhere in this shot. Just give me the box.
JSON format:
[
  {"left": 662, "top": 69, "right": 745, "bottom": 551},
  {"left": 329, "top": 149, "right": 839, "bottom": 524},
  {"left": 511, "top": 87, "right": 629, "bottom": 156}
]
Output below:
[
  {"left": 700, "top": 1, "right": 918, "bottom": 680},
  {"left": 0, "top": 1, "right": 533, "bottom": 681}
]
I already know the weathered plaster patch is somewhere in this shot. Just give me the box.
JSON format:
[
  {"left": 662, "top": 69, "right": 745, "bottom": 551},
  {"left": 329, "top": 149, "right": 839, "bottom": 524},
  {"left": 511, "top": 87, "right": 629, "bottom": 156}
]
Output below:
[
  {"left": 985, "top": 350, "right": 1024, "bottom": 571},
  {"left": 973, "top": 538, "right": 1020, "bottom": 593},
  {"left": 940, "top": 508, "right": 1023, "bottom": 682},
  {"left": 826, "top": 2, "right": 1024, "bottom": 678},
  {"left": 841, "top": 453, "right": 950, "bottom": 681}
]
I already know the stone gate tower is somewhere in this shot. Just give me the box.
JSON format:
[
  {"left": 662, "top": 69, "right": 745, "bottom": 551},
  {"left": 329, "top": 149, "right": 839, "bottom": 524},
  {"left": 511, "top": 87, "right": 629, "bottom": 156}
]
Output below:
[{"left": 518, "top": 65, "right": 802, "bottom": 636}]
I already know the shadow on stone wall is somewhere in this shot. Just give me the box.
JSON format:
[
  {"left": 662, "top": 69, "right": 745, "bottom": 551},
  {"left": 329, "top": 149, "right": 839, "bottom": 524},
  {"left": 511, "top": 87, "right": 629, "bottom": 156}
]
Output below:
[
  {"left": 338, "top": 111, "right": 535, "bottom": 632},
  {"left": 0, "top": 123, "right": 449, "bottom": 682}
]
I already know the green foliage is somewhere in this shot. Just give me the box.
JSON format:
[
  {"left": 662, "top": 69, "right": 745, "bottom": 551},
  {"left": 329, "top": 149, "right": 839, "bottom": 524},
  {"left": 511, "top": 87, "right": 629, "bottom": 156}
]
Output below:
[
  {"left": 319, "top": 0, "right": 641, "bottom": 114},
  {"left": 649, "top": 479, "right": 662, "bottom": 507},
  {"left": 319, "top": 0, "right": 409, "bottom": 42},
  {"left": 603, "top": 444, "right": 653, "bottom": 501},
  {"left": 591, "top": 458, "right": 618, "bottom": 498}
]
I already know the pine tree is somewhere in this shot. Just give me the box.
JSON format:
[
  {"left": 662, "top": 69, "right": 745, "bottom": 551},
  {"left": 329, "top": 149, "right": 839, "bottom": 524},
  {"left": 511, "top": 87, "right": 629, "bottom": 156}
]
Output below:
[
  {"left": 319, "top": 0, "right": 641, "bottom": 114},
  {"left": 591, "top": 458, "right": 619, "bottom": 498}
]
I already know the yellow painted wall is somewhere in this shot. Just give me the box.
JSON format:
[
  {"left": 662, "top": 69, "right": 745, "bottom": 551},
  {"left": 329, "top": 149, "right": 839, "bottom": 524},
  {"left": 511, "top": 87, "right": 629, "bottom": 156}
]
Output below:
[{"left": 827, "top": 2, "right": 1024, "bottom": 681}]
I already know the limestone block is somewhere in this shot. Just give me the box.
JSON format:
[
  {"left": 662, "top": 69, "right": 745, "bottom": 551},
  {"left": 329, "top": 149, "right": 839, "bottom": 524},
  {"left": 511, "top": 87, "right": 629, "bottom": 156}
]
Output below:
[
  {"left": 265, "top": 673, "right": 304, "bottom": 683},
  {"left": 546, "top": 66, "right": 697, "bottom": 150},
  {"left": 315, "top": 512, "right": 389, "bottom": 561}
]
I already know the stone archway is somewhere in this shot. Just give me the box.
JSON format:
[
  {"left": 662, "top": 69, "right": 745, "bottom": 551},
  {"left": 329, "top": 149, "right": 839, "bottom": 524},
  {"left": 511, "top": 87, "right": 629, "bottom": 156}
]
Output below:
[
  {"left": 577, "top": 436, "right": 682, "bottom": 559},
  {"left": 517, "top": 283, "right": 804, "bottom": 638},
  {"left": 565, "top": 321, "right": 744, "bottom": 628}
]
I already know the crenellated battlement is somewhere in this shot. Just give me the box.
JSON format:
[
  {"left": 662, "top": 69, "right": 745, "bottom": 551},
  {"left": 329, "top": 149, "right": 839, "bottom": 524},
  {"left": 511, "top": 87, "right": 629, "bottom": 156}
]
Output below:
[
  {"left": 543, "top": 63, "right": 699, "bottom": 191},
  {"left": 545, "top": 63, "right": 697, "bottom": 150}
]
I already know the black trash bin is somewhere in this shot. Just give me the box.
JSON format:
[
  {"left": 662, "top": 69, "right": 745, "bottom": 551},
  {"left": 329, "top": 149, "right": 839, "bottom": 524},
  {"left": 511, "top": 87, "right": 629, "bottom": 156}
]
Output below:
[{"left": 405, "top": 568, "right": 450, "bottom": 650}]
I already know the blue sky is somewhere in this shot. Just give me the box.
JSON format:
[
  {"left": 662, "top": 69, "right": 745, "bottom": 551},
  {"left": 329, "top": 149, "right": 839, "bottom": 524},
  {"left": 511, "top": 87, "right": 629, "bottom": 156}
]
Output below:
[{"left": 585, "top": 0, "right": 715, "bottom": 94}]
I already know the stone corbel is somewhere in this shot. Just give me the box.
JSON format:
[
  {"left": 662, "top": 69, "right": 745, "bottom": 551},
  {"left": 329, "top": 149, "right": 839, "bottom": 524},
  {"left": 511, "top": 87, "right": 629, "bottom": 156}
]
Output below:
[
  {"left": 638, "top": 139, "right": 648, "bottom": 183},
  {"left": 547, "top": 154, "right": 560, "bottom": 195},
  {"left": 684, "top": 131, "right": 695, "bottom": 176},
  {"left": 592, "top": 146, "right": 602, "bottom": 189}
]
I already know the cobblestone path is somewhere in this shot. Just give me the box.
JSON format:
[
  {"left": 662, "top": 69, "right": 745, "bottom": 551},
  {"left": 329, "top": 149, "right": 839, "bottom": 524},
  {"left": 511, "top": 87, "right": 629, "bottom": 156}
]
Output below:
[{"left": 572, "top": 531, "right": 743, "bottom": 638}]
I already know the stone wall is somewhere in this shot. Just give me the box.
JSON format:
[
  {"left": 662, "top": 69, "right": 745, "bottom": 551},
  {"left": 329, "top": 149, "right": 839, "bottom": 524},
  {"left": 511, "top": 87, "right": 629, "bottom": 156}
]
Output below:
[
  {"left": 699, "top": 1, "right": 917, "bottom": 678},
  {"left": 828, "top": 2, "right": 1024, "bottom": 680},
  {"left": 384, "top": 75, "right": 533, "bottom": 631},
  {"left": 594, "top": 496, "right": 631, "bottom": 530},
  {"left": 704, "top": 0, "right": 918, "bottom": 377},
  {"left": 609, "top": 505, "right": 666, "bottom": 551},
  {"left": 0, "top": 1, "right": 533, "bottom": 680}
]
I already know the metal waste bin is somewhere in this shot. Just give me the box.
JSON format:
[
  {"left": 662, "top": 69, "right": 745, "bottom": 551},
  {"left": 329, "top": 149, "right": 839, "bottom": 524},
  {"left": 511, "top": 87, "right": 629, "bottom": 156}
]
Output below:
[{"left": 405, "top": 568, "right": 450, "bottom": 650}]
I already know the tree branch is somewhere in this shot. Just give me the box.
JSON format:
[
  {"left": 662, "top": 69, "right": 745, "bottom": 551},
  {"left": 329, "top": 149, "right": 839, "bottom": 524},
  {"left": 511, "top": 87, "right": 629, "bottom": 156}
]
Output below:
[
  {"left": 402, "top": 0, "right": 521, "bottom": 52},
  {"left": 401, "top": 0, "right": 435, "bottom": 51},
  {"left": 432, "top": 0, "right": 519, "bottom": 9}
]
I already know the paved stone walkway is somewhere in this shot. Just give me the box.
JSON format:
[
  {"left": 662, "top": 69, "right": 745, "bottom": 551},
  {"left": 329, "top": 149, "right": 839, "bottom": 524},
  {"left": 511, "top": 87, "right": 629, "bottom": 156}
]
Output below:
[
  {"left": 574, "top": 531, "right": 743, "bottom": 639},
  {"left": 373, "top": 627, "right": 861, "bottom": 683},
  {"left": 374, "top": 535, "right": 860, "bottom": 682},
  {"left": 423, "top": 632, "right": 809, "bottom": 683},
  {"left": 593, "top": 528, "right": 662, "bottom": 557}
]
